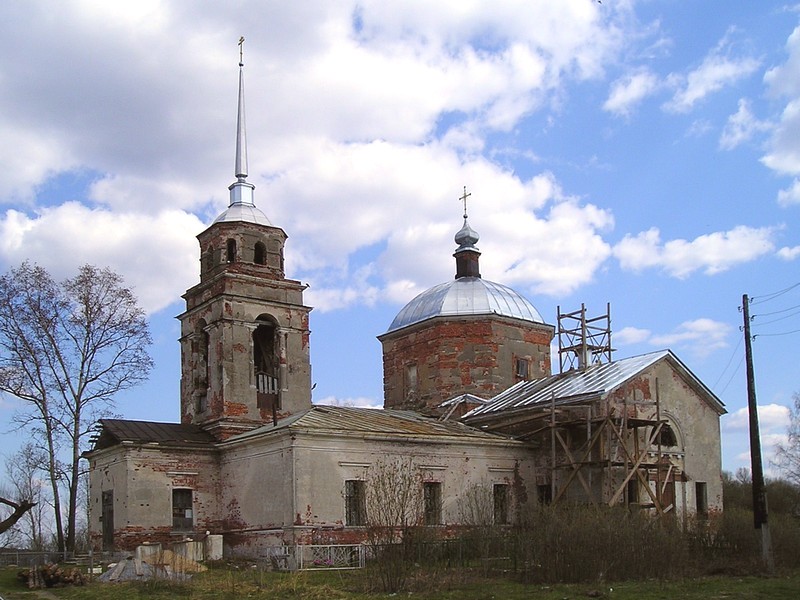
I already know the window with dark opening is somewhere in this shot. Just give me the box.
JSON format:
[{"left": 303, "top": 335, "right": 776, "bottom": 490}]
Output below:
[
  {"left": 655, "top": 424, "right": 678, "bottom": 447},
  {"left": 695, "top": 481, "right": 708, "bottom": 517},
  {"left": 345, "top": 480, "right": 366, "bottom": 526},
  {"left": 515, "top": 357, "right": 530, "bottom": 381},
  {"left": 172, "top": 489, "right": 193, "bottom": 531},
  {"left": 537, "top": 484, "right": 552, "bottom": 505},
  {"left": 627, "top": 479, "right": 640, "bottom": 505},
  {"left": 254, "top": 241, "right": 267, "bottom": 265},
  {"left": 493, "top": 484, "right": 509, "bottom": 525},
  {"left": 253, "top": 320, "right": 279, "bottom": 409},
  {"left": 194, "top": 320, "right": 209, "bottom": 413},
  {"left": 423, "top": 482, "right": 442, "bottom": 525},
  {"left": 226, "top": 238, "right": 237, "bottom": 263}
]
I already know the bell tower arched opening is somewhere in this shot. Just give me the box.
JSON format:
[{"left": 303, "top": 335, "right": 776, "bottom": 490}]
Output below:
[{"left": 253, "top": 316, "right": 280, "bottom": 410}]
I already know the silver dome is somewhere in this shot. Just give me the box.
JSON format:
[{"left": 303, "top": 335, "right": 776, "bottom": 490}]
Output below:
[
  {"left": 213, "top": 201, "right": 272, "bottom": 226},
  {"left": 387, "top": 276, "right": 544, "bottom": 333}
]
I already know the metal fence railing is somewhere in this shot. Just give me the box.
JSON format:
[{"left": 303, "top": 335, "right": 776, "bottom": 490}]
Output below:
[
  {"left": 0, "top": 551, "right": 72, "bottom": 568},
  {"left": 265, "top": 544, "right": 366, "bottom": 571}
]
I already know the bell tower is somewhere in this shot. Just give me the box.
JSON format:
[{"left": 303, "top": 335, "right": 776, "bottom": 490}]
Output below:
[{"left": 178, "top": 42, "right": 312, "bottom": 440}]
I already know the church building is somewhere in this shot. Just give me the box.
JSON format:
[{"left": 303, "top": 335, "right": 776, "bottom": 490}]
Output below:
[{"left": 84, "top": 57, "right": 725, "bottom": 557}]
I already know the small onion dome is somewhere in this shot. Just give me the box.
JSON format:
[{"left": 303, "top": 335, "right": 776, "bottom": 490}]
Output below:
[{"left": 454, "top": 218, "right": 479, "bottom": 252}]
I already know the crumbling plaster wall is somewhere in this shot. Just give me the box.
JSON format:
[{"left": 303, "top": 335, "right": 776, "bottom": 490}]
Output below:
[
  {"left": 179, "top": 282, "right": 312, "bottom": 431},
  {"left": 88, "top": 445, "right": 220, "bottom": 551},
  {"left": 603, "top": 360, "right": 723, "bottom": 517},
  {"left": 216, "top": 431, "right": 295, "bottom": 555},
  {"left": 289, "top": 432, "right": 536, "bottom": 544}
]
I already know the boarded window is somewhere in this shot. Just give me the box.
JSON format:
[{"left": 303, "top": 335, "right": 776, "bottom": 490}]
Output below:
[
  {"left": 345, "top": 480, "right": 366, "bottom": 526},
  {"left": 493, "top": 484, "right": 509, "bottom": 525},
  {"left": 696, "top": 481, "right": 708, "bottom": 517},
  {"left": 101, "top": 490, "right": 114, "bottom": 551},
  {"left": 172, "top": 489, "right": 193, "bottom": 531},
  {"left": 405, "top": 364, "right": 418, "bottom": 398},
  {"left": 423, "top": 482, "right": 442, "bottom": 525}
]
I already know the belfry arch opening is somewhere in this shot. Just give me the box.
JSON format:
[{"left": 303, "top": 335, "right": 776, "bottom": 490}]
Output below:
[
  {"left": 227, "top": 238, "right": 237, "bottom": 263},
  {"left": 253, "top": 316, "right": 279, "bottom": 409},
  {"left": 254, "top": 241, "right": 266, "bottom": 265},
  {"left": 193, "top": 319, "right": 209, "bottom": 413}
]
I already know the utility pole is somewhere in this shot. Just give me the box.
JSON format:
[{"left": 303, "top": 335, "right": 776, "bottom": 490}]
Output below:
[{"left": 742, "top": 293, "right": 774, "bottom": 572}]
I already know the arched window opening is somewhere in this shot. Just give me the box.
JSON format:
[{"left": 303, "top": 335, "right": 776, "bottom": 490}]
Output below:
[
  {"left": 226, "top": 238, "right": 237, "bottom": 263},
  {"left": 254, "top": 241, "right": 267, "bottom": 265},
  {"left": 655, "top": 423, "right": 678, "bottom": 448},
  {"left": 193, "top": 320, "right": 209, "bottom": 413},
  {"left": 253, "top": 320, "right": 279, "bottom": 410}
]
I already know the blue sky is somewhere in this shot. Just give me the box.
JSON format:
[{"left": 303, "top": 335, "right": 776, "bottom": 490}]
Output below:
[{"left": 0, "top": 1, "right": 799, "bottom": 478}]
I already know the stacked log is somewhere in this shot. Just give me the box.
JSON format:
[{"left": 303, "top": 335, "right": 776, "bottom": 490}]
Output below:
[{"left": 17, "top": 563, "right": 87, "bottom": 588}]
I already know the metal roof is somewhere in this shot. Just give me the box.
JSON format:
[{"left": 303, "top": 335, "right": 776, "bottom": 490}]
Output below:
[
  {"left": 386, "top": 277, "right": 545, "bottom": 333},
  {"left": 91, "top": 419, "right": 216, "bottom": 451},
  {"left": 213, "top": 201, "right": 272, "bottom": 226},
  {"left": 230, "top": 405, "right": 513, "bottom": 443},
  {"left": 464, "top": 349, "right": 725, "bottom": 419}
]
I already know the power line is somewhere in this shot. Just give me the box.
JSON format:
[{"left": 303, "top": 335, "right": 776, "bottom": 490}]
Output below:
[
  {"left": 752, "top": 307, "right": 800, "bottom": 327},
  {"left": 751, "top": 281, "right": 800, "bottom": 305},
  {"left": 718, "top": 354, "right": 744, "bottom": 396},
  {"left": 712, "top": 336, "right": 742, "bottom": 390},
  {"left": 754, "top": 329, "right": 800, "bottom": 338},
  {"left": 752, "top": 303, "right": 800, "bottom": 317}
]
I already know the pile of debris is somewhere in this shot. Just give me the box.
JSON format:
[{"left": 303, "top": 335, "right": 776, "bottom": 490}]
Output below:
[
  {"left": 98, "top": 549, "right": 207, "bottom": 583},
  {"left": 17, "top": 563, "right": 87, "bottom": 589}
]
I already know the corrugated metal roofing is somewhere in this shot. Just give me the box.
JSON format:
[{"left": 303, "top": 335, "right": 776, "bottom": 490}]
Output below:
[
  {"left": 386, "top": 277, "right": 545, "bottom": 333},
  {"left": 465, "top": 350, "right": 674, "bottom": 419},
  {"left": 92, "top": 419, "right": 216, "bottom": 450},
  {"left": 231, "top": 405, "right": 512, "bottom": 443}
]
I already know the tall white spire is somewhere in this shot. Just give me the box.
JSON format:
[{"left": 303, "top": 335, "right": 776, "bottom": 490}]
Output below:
[{"left": 228, "top": 36, "right": 255, "bottom": 207}]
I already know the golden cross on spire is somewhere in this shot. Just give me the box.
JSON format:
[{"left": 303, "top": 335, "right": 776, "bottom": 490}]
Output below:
[
  {"left": 238, "top": 36, "right": 245, "bottom": 65},
  {"left": 459, "top": 185, "right": 472, "bottom": 219}
]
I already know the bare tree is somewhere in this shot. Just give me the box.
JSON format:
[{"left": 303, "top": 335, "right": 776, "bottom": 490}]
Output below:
[
  {"left": 0, "top": 496, "right": 35, "bottom": 536},
  {"left": 0, "top": 262, "right": 153, "bottom": 552},
  {"left": 775, "top": 393, "right": 800, "bottom": 487},
  {"left": 364, "top": 456, "right": 423, "bottom": 592},
  {"left": 5, "top": 443, "right": 52, "bottom": 550}
]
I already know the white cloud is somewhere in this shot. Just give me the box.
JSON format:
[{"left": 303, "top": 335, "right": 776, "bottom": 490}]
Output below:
[
  {"left": 764, "top": 24, "right": 800, "bottom": 98},
  {"left": 663, "top": 31, "right": 761, "bottom": 113},
  {"left": 0, "top": 1, "right": 638, "bottom": 315},
  {"left": 725, "top": 404, "right": 791, "bottom": 431},
  {"left": 719, "top": 98, "right": 771, "bottom": 150},
  {"left": 762, "top": 25, "right": 800, "bottom": 177},
  {"left": 777, "top": 245, "right": 800, "bottom": 260},
  {"left": 0, "top": 204, "right": 203, "bottom": 314},
  {"left": 650, "top": 318, "right": 731, "bottom": 358},
  {"left": 777, "top": 179, "right": 800, "bottom": 206},
  {"left": 613, "top": 226, "right": 777, "bottom": 278},
  {"left": 614, "top": 326, "right": 651, "bottom": 345},
  {"left": 603, "top": 68, "right": 660, "bottom": 116},
  {"left": 316, "top": 395, "right": 382, "bottom": 409},
  {"left": 761, "top": 99, "right": 800, "bottom": 175}
]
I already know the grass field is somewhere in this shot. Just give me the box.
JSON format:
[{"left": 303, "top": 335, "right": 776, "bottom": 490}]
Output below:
[{"left": 1, "top": 565, "right": 799, "bottom": 599}]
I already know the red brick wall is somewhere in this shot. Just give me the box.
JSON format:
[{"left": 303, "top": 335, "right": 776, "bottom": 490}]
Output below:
[{"left": 381, "top": 316, "right": 554, "bottom": 411}]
